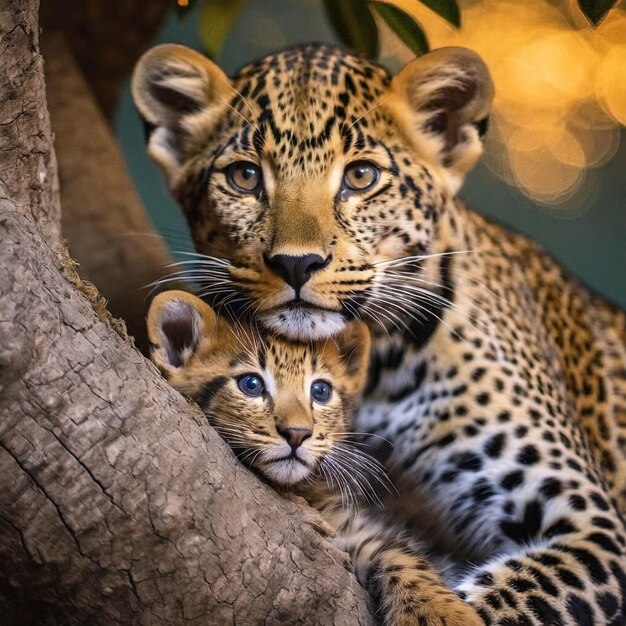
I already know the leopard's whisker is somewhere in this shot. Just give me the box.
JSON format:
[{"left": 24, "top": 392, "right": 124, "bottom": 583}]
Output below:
[
  {"left": 147, "top": 272, "right": 232, "bottom": 290},
  {"left": 384, "top": 266, "right": 498, "bottom": 302},
  {"left": 364, "top": 296, "right": 427, "bottom": 336},
  {"left": 327, "top": 450, "right": 384, "bottom": 507},
  {"left": 170, "top": 252, "right": 230, "bottom": 264},
  {"left": 351, "top": 297, "right": 393, "bottom": 339},
  {"left": 221, "top": 82, "right": 259, "bottom": 131},
  {"left": 332, "top": 443, "right": 394, "bottom": 492},
  {"left": 332, "top": 431, "right": 395, "bottom": 448},
  {"left": 378, "top": 283, "right": 451, "bottom": 312},
  {"left": 320, "top": 455, "right": 354, "bottom": 508},
  {"left": 373, "top": 292, "right": 460, "bottom": 338},
  {"left": 361, "top": 298, "right": 414, "bottom": 335},
  {"left": 344, "top": 93, "right": 392, "bottom": 133},
  {"left": 372, "top": 249, "right": 481, "bottom": 268},
  {"left": 378, "top": 282, "right": 493, "bottom": 337}
]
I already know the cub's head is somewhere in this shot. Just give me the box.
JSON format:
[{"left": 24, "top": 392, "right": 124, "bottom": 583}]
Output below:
[
  {"left": 133, "top": 44, "right": 493, "bottom": 340},
  {"left": 147, "top": 290, "right": 371, "bottom": 486}
]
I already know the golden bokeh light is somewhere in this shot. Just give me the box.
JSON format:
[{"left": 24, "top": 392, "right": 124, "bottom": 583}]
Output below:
[
  {"left": 388, "top": 0, "right": 626, "bottom": 207},
  {"left": 598, "top": 45, "right": 626, "bottom": 125}
]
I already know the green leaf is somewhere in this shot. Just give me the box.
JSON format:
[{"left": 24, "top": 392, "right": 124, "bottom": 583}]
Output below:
[
  {"left": 577, "top": 0, "right": 618, "bottom": 25},
  {"left": 198, "top": 0, "right": 247, "bottom": 58},
  {"left": 417, "top": 0, "right": 461, "bottom": 28},
  {"left": 372, "top": 2, "right": 428, "bottom": 56},
  {"left": 322, "top": 0, "right": 379, "bottom": 59}
]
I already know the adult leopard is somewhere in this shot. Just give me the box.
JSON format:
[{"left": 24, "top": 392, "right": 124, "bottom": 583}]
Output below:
[{"left": 133, "top": 43, "right": 626, "bottom": 624}]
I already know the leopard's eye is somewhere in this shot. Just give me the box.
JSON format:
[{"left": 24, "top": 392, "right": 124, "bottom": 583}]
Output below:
[
  {"left": 226, "top": 161, "right": 262, "bottom": 193},
  {"left": 343, "top": 161, "right": 379, "bottom": 192},
  {"left": 237, "top": 374, "right": 265, "bottom": 397},
  {"left": 311, "top": 380, "right": 332, "bottom": 404}
]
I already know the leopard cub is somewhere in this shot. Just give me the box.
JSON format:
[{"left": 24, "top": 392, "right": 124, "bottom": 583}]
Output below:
[{"left": 147, "top": 289, "right": 482, "bottom": 626}]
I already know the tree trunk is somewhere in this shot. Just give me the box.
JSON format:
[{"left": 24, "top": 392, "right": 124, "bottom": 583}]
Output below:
[
  {"left": 42, "top": 30, "right": 173, "bottom": 349},
  {"left": 0, "top": 2, "right": 372, "bottom": 624},
  {"left": 40, "top": 0, "right": 172, "bottom": 118},
  {"left": 0, "top": 0, "right": 61, "bottom": 250}
]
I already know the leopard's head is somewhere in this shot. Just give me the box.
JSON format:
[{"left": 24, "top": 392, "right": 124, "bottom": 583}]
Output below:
[
  {"left": 147, "top": 289, "right": 372, "bottom": 486},
  {"left": 133, "top": 44, "right": 493, "bottom": 339}
]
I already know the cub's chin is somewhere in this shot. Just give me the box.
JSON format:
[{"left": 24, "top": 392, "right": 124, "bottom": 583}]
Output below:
[
  {"left": 260, "top": 458, "right": 314, "bottom": 486},
  {"left": 260, "top": 307, "right": 348, "bottom": 341}
]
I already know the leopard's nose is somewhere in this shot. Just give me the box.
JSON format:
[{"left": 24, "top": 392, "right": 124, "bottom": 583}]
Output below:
[
  {"left": 278, "top": 427, "right": 313, "bottom": 450},
  {"left": 263, "top": 253, "right": 331, "bottom": 291}
]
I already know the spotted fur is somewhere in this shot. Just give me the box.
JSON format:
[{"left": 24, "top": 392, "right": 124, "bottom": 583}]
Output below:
[
  {"left": 134, "top": 44, "right": 626, "bottom": 624},
  {"left": 147, "top": 290, "right": 483, "bottom": 625}
]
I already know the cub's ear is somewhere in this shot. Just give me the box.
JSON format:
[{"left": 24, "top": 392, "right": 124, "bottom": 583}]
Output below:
[
  {"left": 390, "top": 47, "right": 494, "bottom": 194},
  {"left": 146, "top": 290, "right": 220, "bottom": 375},
  {"left": 131, "top": 44, "right": 231, "bottom": 183},
  {"left": 334, "top": 321, "right": 371, "bottom": 393}
]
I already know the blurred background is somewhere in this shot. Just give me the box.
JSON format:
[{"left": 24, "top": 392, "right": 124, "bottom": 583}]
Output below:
[{"left": 113, "top": 0, "right": 626, "bottom": 308}]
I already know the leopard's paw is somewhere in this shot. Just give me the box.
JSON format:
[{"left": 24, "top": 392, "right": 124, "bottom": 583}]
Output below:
[
  {"left": 392, "top": 603, "right": 483, "bottom": 626},
  {"left": 303, "top": 508, "right": 336, "bottom": 539},
  {"left": 386, "top": 588, "right": 484, "bottom": 626}
]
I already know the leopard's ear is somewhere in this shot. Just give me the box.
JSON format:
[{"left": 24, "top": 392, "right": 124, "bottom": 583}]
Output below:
[
  {"left": 390, "top": 47, "right": 494, "bottom": 194},
  {"left": 334, "top": 321, "right": 371, "bottom": 393},
  {"left": 146, "top": 290, "right": 221, "bottom": 375},
  {"left": 132, "top": 44, "right": 231, "bottom": 184}
]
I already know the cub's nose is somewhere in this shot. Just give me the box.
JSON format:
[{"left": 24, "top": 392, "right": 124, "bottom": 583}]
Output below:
[
  {"left": 263, "top": 253, "right": 331, "bottom": 291},
  {"left": 278, "top": 427, "right": 313, "bottom": 450}
]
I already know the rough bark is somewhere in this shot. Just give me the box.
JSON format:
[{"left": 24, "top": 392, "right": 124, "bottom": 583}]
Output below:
[
  {"left": 0, "top": 0, "right": 61, "bottom": 250},
  {"left": 0, "top": 2, "right": 372, "bottom": 623},
  {"left": 42, "top": 31, "right": 173, "bottom": 349}
]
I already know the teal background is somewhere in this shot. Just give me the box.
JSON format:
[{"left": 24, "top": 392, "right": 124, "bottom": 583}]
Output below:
[{"left": 114, "top": 0, "right": 626, "bottom": 309}]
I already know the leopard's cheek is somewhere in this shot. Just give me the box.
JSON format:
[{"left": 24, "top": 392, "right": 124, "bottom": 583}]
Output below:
[
  {"left": 213, "top": 199, "right": 267, "bottom": 250},
  {"left": 291, "top": 239, "right": 373, "bottom": 307},
  {"left": 204, "top": 391, "right": 271, "bottom": 444},
  {"left": 229, "top": 264, "right": 293, "bottom": 312},
  {"left": 311, "top": 406, "right": 349, "bottom": 450}
]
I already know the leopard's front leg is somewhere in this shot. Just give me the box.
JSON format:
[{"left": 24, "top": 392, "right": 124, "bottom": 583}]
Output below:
[
  {"left": 321, "top": 501, "right": 484, "bottom": 626},
  {"left": 454, "top": 526, "right": 626, "bottom": 625}
]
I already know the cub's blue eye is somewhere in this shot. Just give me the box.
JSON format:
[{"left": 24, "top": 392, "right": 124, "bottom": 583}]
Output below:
[
  {"left": 311, "top": 380, "right": 332, "bottom": 404},
  {"left": 237, "top": 374, "right": 265, "bottom": 397}
]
